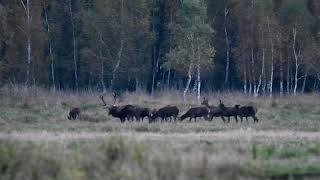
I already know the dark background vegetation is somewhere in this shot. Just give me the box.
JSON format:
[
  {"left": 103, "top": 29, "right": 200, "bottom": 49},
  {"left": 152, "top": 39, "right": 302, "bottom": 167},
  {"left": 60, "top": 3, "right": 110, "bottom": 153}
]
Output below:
[{"left": 0, "top": 0, "right": 319, "bottom": 96}]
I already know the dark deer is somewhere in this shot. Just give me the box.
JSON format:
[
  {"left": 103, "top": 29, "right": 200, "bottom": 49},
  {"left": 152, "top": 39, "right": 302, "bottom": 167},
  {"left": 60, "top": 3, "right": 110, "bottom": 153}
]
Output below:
[
  {"left": 180, "top": 106, "right": 209, "bottom": 122},
  {"left": 201, "top": 97, "right": 224, "bottom": 121},
  {"left": 67, "top": 107, "right": 80, "bottom": 120},
  {"left": 150, "top": 105, "right": 179, "bottom": 123},
  {"left": 235, "top": 105, "right": 259, "bottom": 123},
  {"left": 133, "top": 106, "right": 151, "bottom": 121},
  {"left": 218, "top": 99, "right": 239, "bottom": 123},
  {"left": 99, "top": 95, "right": 135, "bottom": 122}
]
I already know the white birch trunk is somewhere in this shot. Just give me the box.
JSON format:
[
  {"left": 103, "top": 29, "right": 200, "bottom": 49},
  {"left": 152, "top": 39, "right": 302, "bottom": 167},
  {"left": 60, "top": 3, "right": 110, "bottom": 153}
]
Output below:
[
  {"left": 267, "top": 17, "right": 274, "bottom": 97},
  {"left": 111, "top": 39, "right": 124, "bottom": 90},
  {"left": 192, "top": 78, "right": 197, "bottom": 94},
  {"left": 197, "top": 70, "right": 201, "bottom": 101},
  {"left": 244, "top": 69, "right": 247, "bottom": 94},
  {"left": 197, "top": 51, "right": 201, "bottom": 101},
  {"left": 292, "top": 27, "right": 299, "bottom": 96},
  {"left": 183, "top": 62, "right": 193, "bottom": 101},
  {"left": 110, "top": 0, "right": 124, "bottom": 91},
  {"left": 255, "top": 48, "right": 265, "bottom": 97}
]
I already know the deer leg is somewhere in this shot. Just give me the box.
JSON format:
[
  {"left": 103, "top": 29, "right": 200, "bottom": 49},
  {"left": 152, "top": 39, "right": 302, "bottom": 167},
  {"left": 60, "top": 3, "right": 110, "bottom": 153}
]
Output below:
[
  {"left": 253, "top": 116, "right": 258, "bottom": 123},
  {"left": 246, "top": 117, "right": 248, "bottom": 122},
  {"left": 228, "top": 117, "right": 231, "bottom": 123},
  {"left": 221, "top": 116, "right": 226, "bottom": 123},
  {"left": 240, "top": 116, "right": 243, "bottom": 123},
  {"left": 234, "top": 116, "right": 238, "bottom": 123}
]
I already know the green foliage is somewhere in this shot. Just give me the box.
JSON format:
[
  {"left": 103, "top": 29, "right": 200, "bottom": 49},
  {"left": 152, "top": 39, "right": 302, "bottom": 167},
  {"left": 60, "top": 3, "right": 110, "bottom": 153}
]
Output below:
[
  {"left": 280, "top": 0, "right": 310, "bottom": 24},
  {"left": 165, "top": 0, "right": 215, "bottom": 74}
]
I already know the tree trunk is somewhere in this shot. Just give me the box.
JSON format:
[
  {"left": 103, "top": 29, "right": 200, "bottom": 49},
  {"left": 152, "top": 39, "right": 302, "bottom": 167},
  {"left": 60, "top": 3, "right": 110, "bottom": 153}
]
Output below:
[
  {"left": 197, "top": 64, "right": 201, "bottom": 101},
  {"left": 192, "top": 78, "right": 197, "bottom": 94},
  {"left": 267, "top": 17, "right": 274, "bottom": 97},
  {"left": 183, "top": 62, "right": 193, "bottom": 101},
  {"left": 111, "top": 39, "right": 124, "bottom": 91},
  {"left": 292, "top": 27, "right": 299, "bottom": 96},
  {"left": 224, "top": 6, "right": 230, "bottom": 89},
  {"left": 301, "top": 68, "right": 308, "bottom": 93},
  {"left": 68, "top": 0, "right": 78, "bottom": 90},
  {"left": 287, "top": 46, "right": 290, "bottom": 94},
  {"left": 251, "top": 48, "right": 257, "bottom": 97},
  {"left": 110, "top": 0, "right": 124, "bottom": 91},
  {"left": 256, "top": 48, "right": 265, "bottom": 97},
  {"left": 197, "top": 61, "right": 201, "bottom": 101},
  {"left": 20, "top": 0, "right": 32, "bottom": 85},
  {"left": 151, "top": 49, "right": 159, "bottom": 95},
  {"left": 244, "top": 68, "right": 247, "bottom": 94},
  {"left": 44, "top": 1, "right": 55, "bottom": 89},
  {"left": 167, "top": 69, "right": 171, "bottom": 87},
  {"left": 280, "top": 62, "right": 284, "bottom": 96},
  {"left": 97, "top": 32, "right": 106, "bottom": 93}
]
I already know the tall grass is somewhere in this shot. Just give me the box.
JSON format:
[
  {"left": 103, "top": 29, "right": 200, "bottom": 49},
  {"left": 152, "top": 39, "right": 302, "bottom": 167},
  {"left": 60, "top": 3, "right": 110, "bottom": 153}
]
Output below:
[
  {"left": 1, "top": 135, "right": 320, "bottom": 180},
  {"left": 1, "top": 85, "right": 320, "bottom": 179},
  {"left": 0, "top": 85, "right": 320, "bottom": 132}
]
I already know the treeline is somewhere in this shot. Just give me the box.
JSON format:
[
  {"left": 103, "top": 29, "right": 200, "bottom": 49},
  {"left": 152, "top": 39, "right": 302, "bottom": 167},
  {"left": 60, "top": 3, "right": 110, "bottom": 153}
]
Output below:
[{"left": 0, "top": 0, "right": 319, "bottom": 97}]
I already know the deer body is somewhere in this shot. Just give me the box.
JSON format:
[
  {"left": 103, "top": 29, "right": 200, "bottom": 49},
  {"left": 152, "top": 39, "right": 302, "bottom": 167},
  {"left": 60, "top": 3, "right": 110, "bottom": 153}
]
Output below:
[
  {"left": 180, "top": 107, "right": 209, "bottom": 122},
  {"left": 201, "top": 98, "right": 224, "bottom": 121},
  {"left": 68, "top": 107, "right": 80, "bottom": 120},
  {"left": 150, "top": 106, "right": 179, "bottom": 123},
  {"left": 236, "top": 105, "right": 258, "bottom": 123}
]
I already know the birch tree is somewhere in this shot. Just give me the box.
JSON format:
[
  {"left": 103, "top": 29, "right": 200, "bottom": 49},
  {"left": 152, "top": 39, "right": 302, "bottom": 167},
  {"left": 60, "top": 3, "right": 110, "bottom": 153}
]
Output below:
[
  {"left": 165, "top": 0, "right": 215, "bottom": 101},
  {"left": 67, "top": 0, "right": 78, "bottom": 90},
  {"left": 19, "top": 0, "right": 32, "bottom": 85}
]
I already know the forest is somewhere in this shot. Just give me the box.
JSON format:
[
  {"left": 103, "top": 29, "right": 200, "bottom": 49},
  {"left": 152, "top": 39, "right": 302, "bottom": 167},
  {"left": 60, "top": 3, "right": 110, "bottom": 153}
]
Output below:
[{"left": 0, "top": 0, "right": 319, "bottom": 98}]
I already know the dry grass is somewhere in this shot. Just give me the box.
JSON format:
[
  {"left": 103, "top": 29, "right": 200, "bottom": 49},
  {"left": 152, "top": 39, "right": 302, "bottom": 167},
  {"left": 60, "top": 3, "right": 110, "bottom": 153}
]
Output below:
[
  {"left": 0, "top": 85, "right": 319, "bottom": 132},
  {"left": 0, "top": 85, "right": 320, "bottom": 179}
]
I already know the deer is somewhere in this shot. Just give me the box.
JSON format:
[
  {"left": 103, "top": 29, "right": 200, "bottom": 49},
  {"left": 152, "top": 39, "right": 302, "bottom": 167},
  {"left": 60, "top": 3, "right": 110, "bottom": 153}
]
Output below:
[
  {"left": 201, "top": 97, "right": 224, "bottom": 121},
  {"left": 99, "top": 95, "right": 136, "bottom": 122},
  {"left": 67, "top": 107, "right": 81, "bottom": 120},
  {"left": 218, "top": 99, "right": 240, "bottom": 123},
  {"left": 150, "top": 105, "right": 179, "bottom": 123},
  {"left": 235, "top": 105, "right": 259, "bottom": 123},
  {"left": 180, "top": 106, "right": 209, "bottom": 122},
  {"left": 133, "top": 106, "right": 151, "bottom": 121}
]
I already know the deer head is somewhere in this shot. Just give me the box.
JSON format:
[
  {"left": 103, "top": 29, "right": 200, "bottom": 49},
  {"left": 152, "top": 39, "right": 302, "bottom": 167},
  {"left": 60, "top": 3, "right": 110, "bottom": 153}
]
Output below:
[
  {"left": 201, "top": 97, "right": 209, "bottom": 106},
  {"left": 218, "top": 99, "right": 225, "bottom": 109}
]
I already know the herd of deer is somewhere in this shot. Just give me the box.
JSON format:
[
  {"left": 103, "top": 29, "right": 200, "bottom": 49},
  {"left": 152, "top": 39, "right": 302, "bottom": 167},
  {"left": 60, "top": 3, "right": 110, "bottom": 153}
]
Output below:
[{"left": 68, "top": 95, "right": 259, "bottom": 123}]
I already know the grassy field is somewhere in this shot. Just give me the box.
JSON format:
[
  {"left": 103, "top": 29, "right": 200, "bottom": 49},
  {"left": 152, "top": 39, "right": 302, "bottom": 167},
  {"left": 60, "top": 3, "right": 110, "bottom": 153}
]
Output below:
[{"left": 0, "top": 86, "right": 320, "bottom": 179}]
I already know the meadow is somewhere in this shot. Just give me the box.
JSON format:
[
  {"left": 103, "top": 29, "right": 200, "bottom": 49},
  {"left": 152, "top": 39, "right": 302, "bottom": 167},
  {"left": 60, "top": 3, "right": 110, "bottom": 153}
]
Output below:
[{"left": 0, "top": 86, "right": 320, "bottom": 179}]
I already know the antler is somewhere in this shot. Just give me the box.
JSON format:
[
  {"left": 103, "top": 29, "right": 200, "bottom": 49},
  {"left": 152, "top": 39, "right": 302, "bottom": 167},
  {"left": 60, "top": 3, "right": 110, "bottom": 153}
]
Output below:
[
  {"left": 99, "top": 95, "right": 108, "bottom": 107},
  {"left": 112, "top": 92, "right": 118, "bottom": 104}
]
